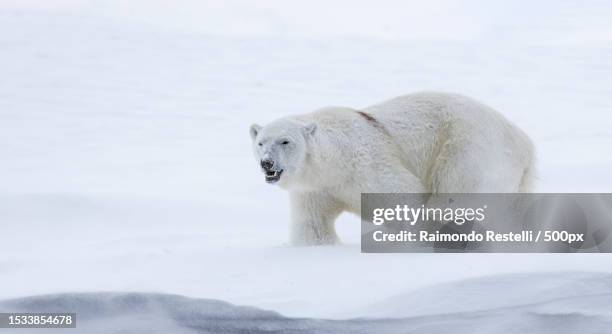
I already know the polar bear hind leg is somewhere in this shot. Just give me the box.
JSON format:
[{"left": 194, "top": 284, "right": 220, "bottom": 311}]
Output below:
[{"left": 428, "top": 139, "right": 526, "bottom": 193}]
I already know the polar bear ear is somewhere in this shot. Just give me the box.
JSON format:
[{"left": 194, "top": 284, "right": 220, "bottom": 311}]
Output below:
[
  {"left": 250, "top": 124, "right": 262, "bottom": 141},
  {"left": 302, "top": 123, "right": 317, "bottom": 136}
]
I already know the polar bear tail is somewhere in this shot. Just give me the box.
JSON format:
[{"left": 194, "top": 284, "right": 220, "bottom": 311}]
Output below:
[
  {"left": 518, "top": 144, "right": 537, "bottom": 192},
  {"left": 519, "top": 164, "right": 536, "bottom": 192}
]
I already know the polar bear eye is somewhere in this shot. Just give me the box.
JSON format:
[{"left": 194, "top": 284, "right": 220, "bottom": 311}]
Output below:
[
  {"left": 258, "top": 142, "right": 263, "bottom": 146},
  {"left": 281, "top": 140, "right": 290, "bottom": 145}
]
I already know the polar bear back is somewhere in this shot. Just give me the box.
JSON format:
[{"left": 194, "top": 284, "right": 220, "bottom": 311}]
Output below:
[{"left": 363, "top": 92, "right": 535, "bottom": 189}]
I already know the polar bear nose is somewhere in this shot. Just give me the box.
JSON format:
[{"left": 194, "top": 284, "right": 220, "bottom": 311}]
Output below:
[{"left": 261, "top": 159, "right": 275, "bottom": 171}]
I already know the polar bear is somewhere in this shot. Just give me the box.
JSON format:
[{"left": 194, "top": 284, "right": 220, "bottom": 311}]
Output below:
[{"left": 250, "top": 92, "right": 535, "bottom": 245}]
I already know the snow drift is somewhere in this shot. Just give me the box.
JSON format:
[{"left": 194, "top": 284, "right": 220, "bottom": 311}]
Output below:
[{"left": 2, "top": 272, "right": 612, "bottom": 333}]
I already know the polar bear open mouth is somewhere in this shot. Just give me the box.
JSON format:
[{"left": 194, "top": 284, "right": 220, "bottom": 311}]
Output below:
[{"left": 265, "top": 169, "right": 283, "bottom": 183}]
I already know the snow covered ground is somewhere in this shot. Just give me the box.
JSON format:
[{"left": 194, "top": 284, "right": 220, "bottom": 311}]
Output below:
[
  {"left": 3, "top": 273, "right": 612, "bottom": 333},
  {"left": 1, "top": 0, "right": 612, "bottom": 329}
]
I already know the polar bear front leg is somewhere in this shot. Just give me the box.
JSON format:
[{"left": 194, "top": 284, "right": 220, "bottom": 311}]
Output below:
[{"left": 289, "top": 191, "right": 343, "bottom": 246}]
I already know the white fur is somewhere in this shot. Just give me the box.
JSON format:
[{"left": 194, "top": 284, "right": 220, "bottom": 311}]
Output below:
[{"left": 251, "top": 92, "right": 535, "bottom": 245}]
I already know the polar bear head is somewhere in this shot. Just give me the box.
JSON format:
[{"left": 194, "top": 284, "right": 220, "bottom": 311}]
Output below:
[{"left": 250, "top": 119, "right": 316, "bottom": 187}]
